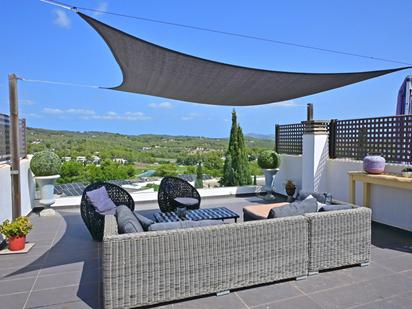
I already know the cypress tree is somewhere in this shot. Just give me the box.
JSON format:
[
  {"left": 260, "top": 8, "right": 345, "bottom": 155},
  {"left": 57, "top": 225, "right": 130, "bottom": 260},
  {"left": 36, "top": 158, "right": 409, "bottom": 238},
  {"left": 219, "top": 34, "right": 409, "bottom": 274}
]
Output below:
[
  {"left": 195, "top": 162, "right": 203, "bottom": 188},
  {"left": 221, "top": 110, "right": 251, "bottom": 186}
]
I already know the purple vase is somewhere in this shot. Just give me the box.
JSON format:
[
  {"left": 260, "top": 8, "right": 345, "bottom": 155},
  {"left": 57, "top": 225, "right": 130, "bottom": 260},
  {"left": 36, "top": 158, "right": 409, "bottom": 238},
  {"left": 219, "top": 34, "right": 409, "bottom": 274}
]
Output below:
[{"left": 363, "top": 155, "right": 385, "bottom": 174}]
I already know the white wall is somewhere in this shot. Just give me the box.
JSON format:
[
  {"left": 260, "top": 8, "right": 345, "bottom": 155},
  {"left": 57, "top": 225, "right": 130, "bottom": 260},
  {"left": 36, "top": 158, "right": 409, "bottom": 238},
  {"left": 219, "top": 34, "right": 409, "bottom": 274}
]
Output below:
[
  {"left": 322, "top": 159, "right": 412, "bottom": 231},
  {"left": 273, "top": 154, "right": 302, "bottom": 195},
  {"left": 0, "top": 158, "right": 35, "bottom": 224}
]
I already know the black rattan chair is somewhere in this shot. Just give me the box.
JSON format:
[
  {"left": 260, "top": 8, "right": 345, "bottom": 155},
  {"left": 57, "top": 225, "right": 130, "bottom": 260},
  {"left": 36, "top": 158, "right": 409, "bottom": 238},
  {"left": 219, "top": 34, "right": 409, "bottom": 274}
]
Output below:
[
  {"left": 158, "top": 176, "right": 201, "bottom": 213},
  {"left": 80, "top": 182, "right": 135, "bottom": 241}
]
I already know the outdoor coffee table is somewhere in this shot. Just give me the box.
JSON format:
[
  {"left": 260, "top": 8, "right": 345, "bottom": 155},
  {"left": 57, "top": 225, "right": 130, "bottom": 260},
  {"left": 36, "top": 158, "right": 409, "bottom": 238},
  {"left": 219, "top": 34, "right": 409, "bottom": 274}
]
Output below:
[{"left": 154, "top": 207, "right": 239, "bottom": 223}]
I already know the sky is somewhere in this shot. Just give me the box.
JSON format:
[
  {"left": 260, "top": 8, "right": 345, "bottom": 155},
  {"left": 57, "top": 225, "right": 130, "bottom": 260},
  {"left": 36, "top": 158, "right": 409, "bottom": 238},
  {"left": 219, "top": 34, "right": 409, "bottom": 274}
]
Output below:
[{"left": 1, "top": 0, "right": 411, "bottom": 138}]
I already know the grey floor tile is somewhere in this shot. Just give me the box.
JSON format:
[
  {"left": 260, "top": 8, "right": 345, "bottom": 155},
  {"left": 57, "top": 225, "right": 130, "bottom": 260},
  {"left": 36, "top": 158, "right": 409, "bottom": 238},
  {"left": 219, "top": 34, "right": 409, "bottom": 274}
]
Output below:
[
  {"left": 173, "top": 293, "right": 247, "bottom": 309},
  {"left": 39, "top": 261, "right": 99, "bottom": 276},
  {"left": 25, "top": 282, "right": 100, "bottom": 309},
  {"left": 309, "top": 273, "right": 412, "bottom": 309},
  {"left": 31, "top": 300, "right": 101, "bottom": 309},
  {"left": 0, "top": 277, "right": 35, "bottom": 296},
  {"left": 0, "top": 266, "right": 39, "bottom": 281},
  {"left": 339, "top": 262, "right": 395, "bottom": 282},
  {"left": 353, "top": 292, "right": 412, "bottom": 309},
  {"left": 236, "top": 281, "right": 302, "bottom": 307},
  {"left": 292, "top": 270, "right": 353, "bottom": 294},
  {"left": 0, "top": 292, "right": 29, "bottom": 309},
  {"left": 374, "top": 254, "right": 412, "bottom": 272},
  {"left": 34, "top": 270, "right": 99, "bottom": 291},
  {"left": 254, "top": 295, "right": 322, "bottom": 309}
]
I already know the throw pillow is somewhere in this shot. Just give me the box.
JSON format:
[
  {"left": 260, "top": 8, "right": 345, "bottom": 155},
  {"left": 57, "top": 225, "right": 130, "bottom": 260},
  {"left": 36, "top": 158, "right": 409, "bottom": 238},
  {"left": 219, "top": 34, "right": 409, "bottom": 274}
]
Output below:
[
  {"left": 318, "top": 204, "right": 352, "bottom": 212},
  {"left": 134, "top": 212, "right": 154, "bottom": 231},
  {"left": 148, "top": 220, "right": 224, "bottom": 231},
  {"left": 86, "top": 186, "right": 116, "bottom": 215},
  {"left": 297, "top": 190, "right": 327, "bottom": 204},
  {"left": 305, "top": 194, "right": 326, "bottom": 212},
  {"left": 116, "top": 205, "right": 144, "bottom": 234},
  {"left": 268, "top": 198, "right": 318, "bottom": 218}
]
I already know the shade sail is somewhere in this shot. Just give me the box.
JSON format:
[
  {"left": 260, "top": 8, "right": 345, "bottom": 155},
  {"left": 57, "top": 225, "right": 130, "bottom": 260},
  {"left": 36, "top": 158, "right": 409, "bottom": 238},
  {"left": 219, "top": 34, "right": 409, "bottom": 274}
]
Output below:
[{"left": 79, "top": 13, "right": 410, "bottom": 106}]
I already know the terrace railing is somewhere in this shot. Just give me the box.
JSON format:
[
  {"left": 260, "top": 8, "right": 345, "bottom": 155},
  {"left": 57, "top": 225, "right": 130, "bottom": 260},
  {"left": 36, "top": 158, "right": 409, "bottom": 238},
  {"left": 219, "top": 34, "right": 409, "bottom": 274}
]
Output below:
[
  {"left": 275, "top": 114, "right": 412, "bottom": 164},
  {"left": 0, "top": 113, "right": 27, "bottom": 163}
]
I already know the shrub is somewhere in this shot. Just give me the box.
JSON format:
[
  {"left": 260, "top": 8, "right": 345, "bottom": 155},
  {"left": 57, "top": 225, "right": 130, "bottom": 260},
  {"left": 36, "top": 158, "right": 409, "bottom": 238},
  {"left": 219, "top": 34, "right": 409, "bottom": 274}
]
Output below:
[
  {"left": 30, "top": 151, "right": 61, "bottom": 176},
  {"left": 257, "top": 150, "right": 281, "bottom": 169},
  {"left": 402, "top": 167, "right": 412, "bottom": 172},
  {"left": 0, "top": 216, "right": 32, "bottom": 238}
]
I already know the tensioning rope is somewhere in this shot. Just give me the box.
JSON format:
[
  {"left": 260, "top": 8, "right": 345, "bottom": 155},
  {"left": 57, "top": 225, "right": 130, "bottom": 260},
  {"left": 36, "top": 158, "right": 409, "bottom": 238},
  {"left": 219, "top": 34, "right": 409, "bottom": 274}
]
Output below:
[
  {"left": 20, "top": 77, "right": 102, "bottom": 89},
  {"left": 40, "top": 0, "right": 412, "bottom": 66}
]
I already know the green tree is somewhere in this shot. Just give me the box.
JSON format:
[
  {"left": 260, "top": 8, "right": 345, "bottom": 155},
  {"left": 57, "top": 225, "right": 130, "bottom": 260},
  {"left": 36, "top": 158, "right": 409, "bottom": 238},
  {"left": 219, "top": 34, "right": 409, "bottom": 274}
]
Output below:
[
  {"left": 221, "top": 110, "right": 251, "bottom": 186},
  {"left": 195, "top": 162, "right": 203, "bottom": 188}
]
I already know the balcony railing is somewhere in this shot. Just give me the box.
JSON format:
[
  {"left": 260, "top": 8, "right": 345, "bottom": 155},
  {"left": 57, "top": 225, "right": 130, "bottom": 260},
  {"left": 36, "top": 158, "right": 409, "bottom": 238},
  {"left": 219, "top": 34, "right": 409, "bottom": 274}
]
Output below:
[{"left": 0, "top": 113, "right": 27, "bottom": 163}]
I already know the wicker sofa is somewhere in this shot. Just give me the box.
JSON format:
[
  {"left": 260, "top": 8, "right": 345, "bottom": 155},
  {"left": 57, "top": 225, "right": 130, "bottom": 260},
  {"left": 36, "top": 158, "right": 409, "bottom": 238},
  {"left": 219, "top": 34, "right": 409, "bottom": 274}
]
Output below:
[{"left": 102, "top": 215, "right": 309, "bottom": 309}]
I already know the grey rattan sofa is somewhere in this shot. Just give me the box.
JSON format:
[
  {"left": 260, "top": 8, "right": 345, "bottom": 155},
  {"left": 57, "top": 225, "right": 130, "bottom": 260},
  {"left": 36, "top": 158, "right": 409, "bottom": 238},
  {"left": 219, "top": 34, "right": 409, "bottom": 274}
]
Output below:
[
  {"left": 306, "top": 206, "right": 371, "bottom": 274},
  {"left": 102, "top": 215, "right": 309, "bottom": 309}
]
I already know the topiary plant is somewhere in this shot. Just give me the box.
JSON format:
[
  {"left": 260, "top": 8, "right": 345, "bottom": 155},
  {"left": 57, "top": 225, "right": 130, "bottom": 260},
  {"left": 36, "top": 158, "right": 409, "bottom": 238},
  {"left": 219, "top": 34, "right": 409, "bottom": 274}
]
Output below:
[
  {"left": 257, "top": 150, "right": 281, "bottom": 169},
  {"left": 0, "top": 216, "right": 32, "bottom": 239},
  {"left": 30, "top": 151, "right": 61, "bottom": 176}
]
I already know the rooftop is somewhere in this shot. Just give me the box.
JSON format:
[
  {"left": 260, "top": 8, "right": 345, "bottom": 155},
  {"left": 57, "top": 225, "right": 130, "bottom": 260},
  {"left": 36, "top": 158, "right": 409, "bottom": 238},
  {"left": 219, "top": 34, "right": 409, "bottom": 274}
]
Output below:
[{"left": 0, "top": 196, "right": 411, "bottom": 309}]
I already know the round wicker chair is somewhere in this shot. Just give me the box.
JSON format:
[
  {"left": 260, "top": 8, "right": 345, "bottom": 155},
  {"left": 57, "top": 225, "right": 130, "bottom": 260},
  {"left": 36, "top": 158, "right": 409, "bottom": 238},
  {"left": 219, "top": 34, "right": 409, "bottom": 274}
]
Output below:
[
  {"left": 80, "top": 182, "right": 135, "bottom": 241},
  {"left": 158, "top": 176, "right": 201, "bottom": 213}
]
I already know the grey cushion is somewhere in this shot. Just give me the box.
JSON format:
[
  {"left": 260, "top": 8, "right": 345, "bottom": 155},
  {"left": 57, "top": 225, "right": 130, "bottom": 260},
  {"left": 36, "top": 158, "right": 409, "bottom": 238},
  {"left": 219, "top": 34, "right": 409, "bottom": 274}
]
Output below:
[
  {"left": 268, "top": 198, "right": 318, "bottom": 218},
  {"left": 116, "top": 205, "right": 144, "bottom": 234},
  {"left": 318, "top": 204, "right": 352, "bottom": 212},
  {"left": 134, "top": 212, "right": 154, "bottom": 231},
  {"left": 297, "top": 190, "right": 327, "bottom": 203},
  {"left": 86, "top": 186, "right": 117, "bottom": 215},
  {"left": 148, "top": 220, "right": 223, "bottom": 231}
]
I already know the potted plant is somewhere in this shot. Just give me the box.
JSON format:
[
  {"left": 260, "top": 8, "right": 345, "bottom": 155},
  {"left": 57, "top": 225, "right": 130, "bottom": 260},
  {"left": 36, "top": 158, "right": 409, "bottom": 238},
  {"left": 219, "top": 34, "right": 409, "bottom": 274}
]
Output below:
[
  {"left": 284, "top": 180, "right": 296, "bottom": 202},
  {"left": 0, "top": 216, "right": 33, "bottom": 251},
  {"left": 257, "top": 150, "right": 281, "bottom": 197},
  {"left": 401, "top": 167, "right": 412, "bottom": 178},
  {"left": 30, "top": 150, "right": 61, "bottom": 207}
]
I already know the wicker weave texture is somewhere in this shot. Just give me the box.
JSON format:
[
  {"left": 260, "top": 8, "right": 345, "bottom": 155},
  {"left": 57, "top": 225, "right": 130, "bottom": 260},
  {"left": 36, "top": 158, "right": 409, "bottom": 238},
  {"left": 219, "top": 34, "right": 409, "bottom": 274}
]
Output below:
[
  {"left": 102, "top": 216, "right": 308, "bottom": 309},
  {"left": 305, "top": 207, "right": 371, "bottom": 272},
  {"left": 158, "top": 176, "right": 201, "bottom": 212},
  {"left": 80, "top": 182, "right": 135, "bottom": 241}
]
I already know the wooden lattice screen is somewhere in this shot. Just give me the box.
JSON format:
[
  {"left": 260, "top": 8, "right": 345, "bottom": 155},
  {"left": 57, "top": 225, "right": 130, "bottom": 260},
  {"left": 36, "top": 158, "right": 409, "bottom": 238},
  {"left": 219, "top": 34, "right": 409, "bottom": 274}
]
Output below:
[
  {"left": 0, "top": 113, "right": 27, "bottom": 162},
  {"left": 275, "top": 123, "right": 304, "bottom": 155},
  {"left": 334, "top": 115, "right": 412, "bottom": 164}
]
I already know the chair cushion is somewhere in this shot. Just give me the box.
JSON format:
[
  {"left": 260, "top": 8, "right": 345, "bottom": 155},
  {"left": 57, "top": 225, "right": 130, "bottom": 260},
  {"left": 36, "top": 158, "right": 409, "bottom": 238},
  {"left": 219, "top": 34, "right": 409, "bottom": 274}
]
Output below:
[
  {"left": 116, "top": 205, "right": 144, "bottom": 234},
  {"left": 268, "top": 198, "right": 318, "bottom": 218},
  {"left": 318, "top": 204, "right": 352, "bottom": 212},
  {"left": 297, "top": 190, "right": 327, "bottom": 203},
  {"left": 243, "top": 202, "right": 289, "bottom": 220},
  {"left": 134, "top": 212, "right": 154, "bottom": 231},
  {"left": 86, "top": 186, "right": 116, "bottom": 215},
  {"left": 148, "top": 220, "right": 223, "bottom": 231}
]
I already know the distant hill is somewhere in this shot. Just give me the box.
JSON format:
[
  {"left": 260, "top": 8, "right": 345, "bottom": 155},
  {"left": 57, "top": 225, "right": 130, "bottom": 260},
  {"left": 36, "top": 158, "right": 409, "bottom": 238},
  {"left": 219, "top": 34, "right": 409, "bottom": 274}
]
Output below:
[
  {"left": 246, "top": 133, "right": 275, "bottom": 141},
  {"left": 27, "top": 127, "right": 274, "bottom": 162}
]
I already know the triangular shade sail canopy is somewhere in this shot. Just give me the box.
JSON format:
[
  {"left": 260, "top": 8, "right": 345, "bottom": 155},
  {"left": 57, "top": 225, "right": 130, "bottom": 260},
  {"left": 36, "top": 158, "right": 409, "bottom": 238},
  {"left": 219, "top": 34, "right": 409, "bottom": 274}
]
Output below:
[{"left": 79, "top": 13, "right": 410, "bottom": 106}]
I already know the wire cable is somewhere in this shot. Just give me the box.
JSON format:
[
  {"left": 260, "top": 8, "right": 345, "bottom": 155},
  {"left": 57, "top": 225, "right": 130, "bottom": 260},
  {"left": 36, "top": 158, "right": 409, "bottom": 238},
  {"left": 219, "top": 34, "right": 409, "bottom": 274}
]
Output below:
[
  {"left": 39, "top": 0, "right": 412, "bottom": 66},
  {"left": 20, "top": 77, "right": 102, "bottom": 89}
]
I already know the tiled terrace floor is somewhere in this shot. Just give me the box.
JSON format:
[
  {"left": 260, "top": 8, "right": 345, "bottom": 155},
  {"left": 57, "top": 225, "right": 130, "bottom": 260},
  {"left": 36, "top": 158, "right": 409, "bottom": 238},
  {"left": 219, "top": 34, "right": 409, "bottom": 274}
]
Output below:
[{"left": 0, "top": 196, "right": 411, "bottom": 309}]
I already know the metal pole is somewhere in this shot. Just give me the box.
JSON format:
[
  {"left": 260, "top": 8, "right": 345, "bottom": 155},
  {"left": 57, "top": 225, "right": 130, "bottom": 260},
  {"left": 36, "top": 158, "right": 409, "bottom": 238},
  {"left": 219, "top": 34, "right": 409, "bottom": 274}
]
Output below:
[
  {"left": 307, "top": 103, "right": 313, "bottom": 121},
  {"left": 9, "top": 73, "right": 21, "bottom": 219}
]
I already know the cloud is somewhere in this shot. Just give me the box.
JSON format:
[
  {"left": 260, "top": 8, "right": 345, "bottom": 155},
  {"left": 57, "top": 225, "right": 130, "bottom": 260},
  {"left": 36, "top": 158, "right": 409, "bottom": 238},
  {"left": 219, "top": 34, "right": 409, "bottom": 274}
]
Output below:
[
  {"left": 21, "top": 99, "right": 34, "bottom": 106},
  {"left": 42, "top": 108, "right": 95, "bottom": 116},
  {"left": 272, "top": 100, "right": 305, "bottom": 107},
  {"left": 42, "top": 107, "right": 150, "bottom": 121},
  {"left": 53, "top": 9, "right": 71, "bottom": 29},
  {"left": 93, "top": 2, "right": 108, "bottom": 17},
  {"left": 148, "top": 102, "right": 174, "bottom": 109},
  {"left": 181, "top": 112, "right": 200, "bottom": 121}
]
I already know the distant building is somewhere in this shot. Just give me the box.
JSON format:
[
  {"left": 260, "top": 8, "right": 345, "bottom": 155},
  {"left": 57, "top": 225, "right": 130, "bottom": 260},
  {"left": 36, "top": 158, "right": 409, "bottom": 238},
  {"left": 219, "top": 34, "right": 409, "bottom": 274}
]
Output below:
[
  {"left": 62, "top": 156, "right": 71, "bottom": 162},
  {"left": 142, "top": 147, "right": 152, "bottom": 151},
  {"left": 76, "top": 156, "right": 87, "bottom": 163},
  {"left": 113, "top": 158, "right": 127, "bottom": 164},
  {"left": 91, "top": 155, "right": 101, "bottom": 164}
]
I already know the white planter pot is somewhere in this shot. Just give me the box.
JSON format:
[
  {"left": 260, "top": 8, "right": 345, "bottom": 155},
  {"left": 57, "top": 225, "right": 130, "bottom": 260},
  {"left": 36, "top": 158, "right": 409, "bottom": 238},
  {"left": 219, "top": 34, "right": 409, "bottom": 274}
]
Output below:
[
  {"left": 262, "top": 169, "right": 279, "bottom": 194},
  {"left": 402, "top": 171, "right": 412, "bottom": 178},
  {"left": 35, "top": 175, "right": 60, "bottom": 207}
]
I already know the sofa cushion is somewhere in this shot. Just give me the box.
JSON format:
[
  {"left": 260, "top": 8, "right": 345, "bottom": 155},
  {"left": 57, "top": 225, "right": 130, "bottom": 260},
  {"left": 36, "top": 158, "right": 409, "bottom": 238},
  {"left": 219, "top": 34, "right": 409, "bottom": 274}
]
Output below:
[
  {"left": 116, "top": 205, "right": 144, "bottom": 234},
  {"left": 86, "top": 186, "right": 117, "bottom": 215},
  {"left": 148, "top": 220, "right": 224, "bottom": 231},
  {"left": 318, "top": 204, "right": 352, "bottom": 212},
  {"left": 268, "top": 198, "right": 318, "bottom": 218},
  {"left": 243, "top": 202, "right": 289, "bottom": 221},
  {"left": 134, "top": 212, "right": 154, "bottom": 231},
  {"left": 297, "top": 190, "right": 327, "bottom": 204}
]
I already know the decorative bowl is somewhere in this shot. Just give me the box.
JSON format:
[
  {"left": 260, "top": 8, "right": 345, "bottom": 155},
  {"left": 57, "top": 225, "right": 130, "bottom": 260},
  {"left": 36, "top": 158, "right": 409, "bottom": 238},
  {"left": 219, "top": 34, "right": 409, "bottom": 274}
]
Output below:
[{"left": 363, "top": 155, "right": 385, "bottom": 174}]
